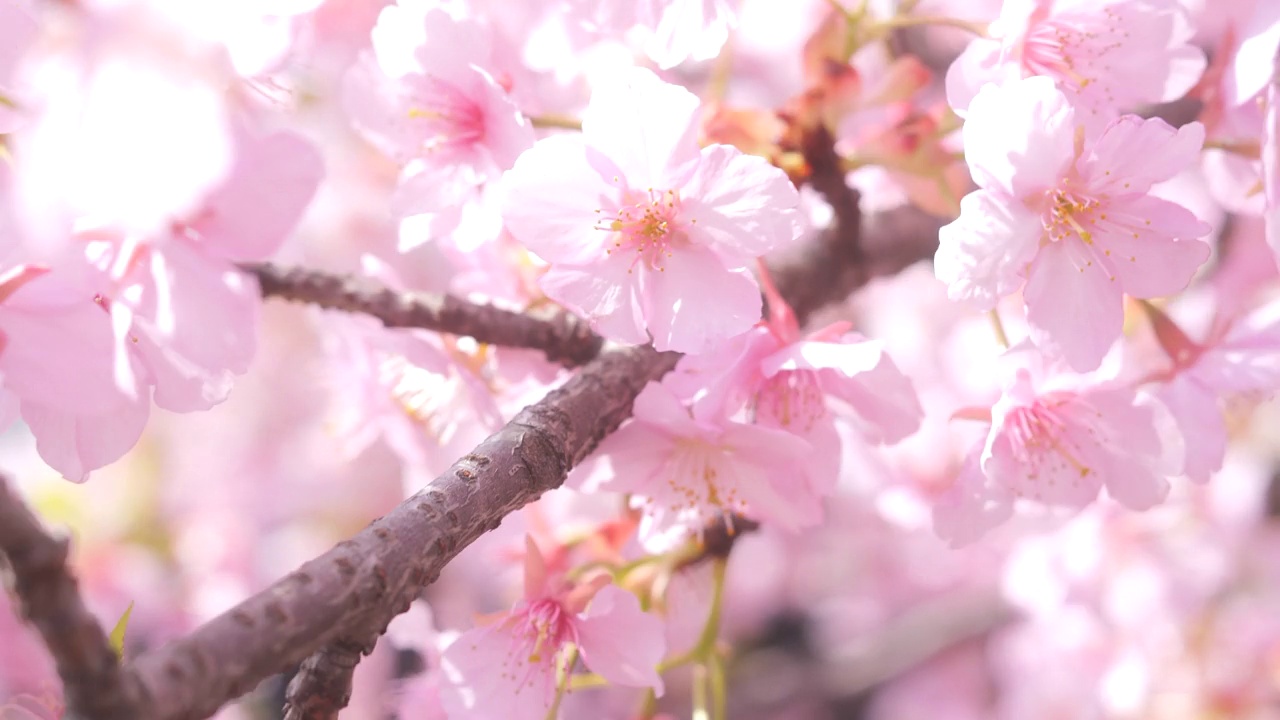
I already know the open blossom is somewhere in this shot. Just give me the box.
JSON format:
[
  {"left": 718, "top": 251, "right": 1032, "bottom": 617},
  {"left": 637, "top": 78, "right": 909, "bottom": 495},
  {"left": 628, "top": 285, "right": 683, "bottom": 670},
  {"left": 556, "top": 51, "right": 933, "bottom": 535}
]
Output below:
[
  {"left": 573, "top": 380, "right": 820, "bottom": 546},
  {"left": 933, "top": 367, "right": 1180, "bottom": 546},
  {"left": 665, "top": 281, "right": 923, "bottom": 491},
  {"left": 502, "top": 68, "right": 801, "bottom": 354},
  {"left": 345, "top": 5, "right": 533, "bottom": 246},
  {"left": 439, "top": 538, "right": 664, "bottom": 720},
  {"left": 1146, "top": 300, "right": 1280, "bottom": 483},
  {"left": 946, "top": 0, "right": 1205, "bottom": 122},
  {"left": 566, "top": 0, "right": 738, "bottom": 69},
  {"left": 936, "top": 76, "right": 1212, "bottom": 371},
  {"left": 0, "top": 264, "right": 150, "bottom": 482},
  {"left": 89, "top": 125, "right": 322, "bottom": 412}
]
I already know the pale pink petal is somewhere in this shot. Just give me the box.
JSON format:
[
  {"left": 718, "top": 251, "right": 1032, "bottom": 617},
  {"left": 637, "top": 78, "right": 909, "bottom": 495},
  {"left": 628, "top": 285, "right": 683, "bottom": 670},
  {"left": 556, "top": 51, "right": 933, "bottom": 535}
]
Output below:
[
  {"left": 1024, "top": 239, "right": 1124, "bottom": 371},
  {"left": 721, "top": 422, "right": 824, "bottom": 529},
  {"left": 678, "top": 144, "right": 801, "bottom": 261},
  {"left": 540, "top": 255, "right": 648, "bottom": 346},
  {"left": 19, "top": 396, "right": 150, "bottom": 483},
  {"left": 630, "top": 381, "right": 705, "bottom": 436},
  {"left": 943, "top": 39, "right": 1005, "bottom": 116},
  {"left": 642, "top": 0, "right": 735, "bottom": 69},
  {"left": 1227, "top": 0, "right": 1280, "bottom": 105},
  {"left": 1157, "top": 378, "right": 1224, "bottom": 483},
  {"left": 1266, "top": 81, "right": 1280, "bottom": 262},
  {"left": 932, "top": 448, "right": 1013, "bottom": 547},
  {"left": 193, "top": 128, "right": 323, "bottom": 262},
  {"left": 438, "top": 626, "right": 554, "bottom": 720},
  {"left": 581, "top": 68, "right": 701, "bottom": 187},
  {"left": 126, "top": 245, "right": 259, "bottom": 412},
  {"left": 1081, "top": 117, "right": 1205, "bottom": 196},
  {"left": 642, "top": 246, "right": 760, "bottom": 354},
  {"left": 935, "top": 189, "right": 1042, "bottom": 307},
  {"left": 570, "top": 422, "right": 669, "bottom": 495},
  {"left": 0, "top": 289, "right": 131, "bottom": 415},
  {"left": 574, "top": 585, "right": 666, "bottom": 691},
  {"left": 501, "top": 134, "right": 613, "bottom": 266},
  {"left": 1095, "top": 196, "right": 1211, "bottom": 298},
  {"left": 963, "top": 76, "right": 1076, "bottom": 197}
]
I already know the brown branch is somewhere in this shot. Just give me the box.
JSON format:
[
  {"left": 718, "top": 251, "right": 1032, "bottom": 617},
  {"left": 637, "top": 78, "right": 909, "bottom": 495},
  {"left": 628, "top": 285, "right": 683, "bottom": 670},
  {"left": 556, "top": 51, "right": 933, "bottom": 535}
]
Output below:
[
  {"left": 246, "top": 262, "right": 604, "bottom": 368},
  {"left": 0, "top": 475, "right": 139, "bottom": 720},
  {"left": 281, "top": 641, "right": 362, "bottom": 720},
  {"left": 123, "top": 345, "right": 679, "bottom": 720}
]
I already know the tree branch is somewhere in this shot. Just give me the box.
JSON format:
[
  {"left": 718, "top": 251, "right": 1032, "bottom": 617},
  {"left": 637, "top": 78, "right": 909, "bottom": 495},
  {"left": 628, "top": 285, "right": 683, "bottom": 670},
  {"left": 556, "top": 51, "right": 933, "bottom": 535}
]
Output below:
[
  {"left": 246, "top": 262, "right": 604, "bottom": 368},
  {"left": 124, "top": 345, "right": 679, "bottom": 720},
  {"left": 0, "top": 475, "right": 139, "bottom": 720}
]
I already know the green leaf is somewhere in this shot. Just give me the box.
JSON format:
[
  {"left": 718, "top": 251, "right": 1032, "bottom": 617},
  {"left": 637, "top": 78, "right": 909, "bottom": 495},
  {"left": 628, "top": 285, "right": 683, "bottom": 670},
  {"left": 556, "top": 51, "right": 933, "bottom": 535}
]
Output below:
[{"left": 108, "top": 602, "right": 134, "bottom": 658}]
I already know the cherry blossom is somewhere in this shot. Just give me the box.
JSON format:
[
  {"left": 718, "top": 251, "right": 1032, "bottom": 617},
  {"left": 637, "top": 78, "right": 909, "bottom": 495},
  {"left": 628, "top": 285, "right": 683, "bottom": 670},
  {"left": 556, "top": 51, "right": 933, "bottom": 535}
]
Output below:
[
  {"left": 933, "top": 367, "right": 1180, "bottom": 546},
  {"left": 501, "top": 67, "right": 802, "bottom": 354},
  {"left": 946, "top": 0, "right": 1206, "bottom": 123},
  {"left": 573, "top": 380, "right": 821, "bottom": 546},
  {"left": 565, "top": 0, "right": 738, "bottom": 69},
  {"left": 439, "top": 538, "right": 665, "bottom": 720},
  {"left": 935, "top": 75, "right": 1213, "bottom": 371},
  {"left": 345, "top": 5, "right": 533, "bottom": 247}
]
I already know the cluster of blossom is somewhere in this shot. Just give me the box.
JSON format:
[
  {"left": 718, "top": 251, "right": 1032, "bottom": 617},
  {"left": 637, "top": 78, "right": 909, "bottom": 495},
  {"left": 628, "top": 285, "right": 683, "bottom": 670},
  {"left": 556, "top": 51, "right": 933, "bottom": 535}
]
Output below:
[{"left": 3, "top": 0, "right": 1280, "bottom": 719}]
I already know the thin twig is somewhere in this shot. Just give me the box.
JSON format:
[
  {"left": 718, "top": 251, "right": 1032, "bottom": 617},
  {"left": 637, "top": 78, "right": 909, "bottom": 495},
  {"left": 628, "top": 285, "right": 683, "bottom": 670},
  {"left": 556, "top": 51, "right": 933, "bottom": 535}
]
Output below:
[
  {"left": 246, "top": 262, "right": 604, "bottom": 368},
  {"left": 0, "top": 475, "right": 140, "bottom": 720}
]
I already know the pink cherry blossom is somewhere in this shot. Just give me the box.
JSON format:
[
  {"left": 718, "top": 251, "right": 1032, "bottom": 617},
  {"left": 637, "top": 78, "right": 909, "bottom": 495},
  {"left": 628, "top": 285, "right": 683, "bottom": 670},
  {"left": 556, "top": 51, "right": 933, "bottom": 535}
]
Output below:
[
  {"left": 946, "top": 0, "right": 1206, "bottom": 122},
  {"left": 0, "top": 265, "right": 150, "bottom": 482},
  {"left": 439, "top": 538, "right": 664, "bottom": 720},
  {"left": 664, "top": 280, "right": 923, "bottom": 493},
  {"left": 87, "top": 125, "right": 322, "bottom": 412},
  {"left": 933, "top": 368, "right": 1179, "bottom": 546},
  {"left": 936, "top": 76, "right": 1213, "bottom": 371},
  {"left": 573, "top": 380, "right": 821, "bottom": 546},
  {"left": 567, "top": 0, "right": 738, "bottom": 70},
  {"left": 501, "top": 68, "right": 801, "bottom": 354},
  {"left": 344, "top": 5, "right": 533, "bottom": 247},
  {"left": 1148, "top": 299, "right": 1280, "bottom": 483}
]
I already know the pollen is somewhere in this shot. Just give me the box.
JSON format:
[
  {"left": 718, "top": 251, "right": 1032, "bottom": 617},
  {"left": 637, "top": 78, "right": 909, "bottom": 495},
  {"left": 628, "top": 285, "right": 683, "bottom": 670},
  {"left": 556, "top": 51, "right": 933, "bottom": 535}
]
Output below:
[{"left": 595, "top": 188, "right": 686, "bottom": 272}]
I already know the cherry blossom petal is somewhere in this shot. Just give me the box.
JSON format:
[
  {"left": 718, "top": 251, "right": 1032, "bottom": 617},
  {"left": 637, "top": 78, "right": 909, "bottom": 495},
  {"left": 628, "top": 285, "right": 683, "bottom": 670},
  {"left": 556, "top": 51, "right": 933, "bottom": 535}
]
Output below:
[
  {"left": 1095, "top": 197, "right": 1211, "bottom": 298},
  {"left": 540, "top": 256, "right": 649, "bottom": 347},
  {"left": 935, "top": 189, "right": 1043, "bottom": 307},
  {"left": 963, "top": 76, "right": 1076, "bottom": 197},
  {"left": 193, "top": 129, "right": 324, "bottom": 262},
  {"left": 20, "top": 396, "right": 150, "bottom": 483},
  {"left": 643, "top": 246, "right": 760, "bottom": 354},
  {"left": 574, "top": 585, "right": 666, "bottom": 692},
  {"left": 1024, "top": 239, "right": 1124, "bottom": 371},
  {"left": 126, "top": 245, "right": 259, "bottom": 413},
  {"left": 439, "top": 626, "right": 555, "bottom": 720},
  {"left": 1081, "top": 117, "right": 1205, "bottom": 197},
  {"left": 501, "top": 134, "right": 612, "bottom": 266},
  {"left": 932, "top": 449, "right": 1014, "bottom": 547},
  {"left": 581, "top": 68, "right": 701, "bottom": 187},
  {"left": 679, "top": 144, "right": 801, "bottom": 261}
]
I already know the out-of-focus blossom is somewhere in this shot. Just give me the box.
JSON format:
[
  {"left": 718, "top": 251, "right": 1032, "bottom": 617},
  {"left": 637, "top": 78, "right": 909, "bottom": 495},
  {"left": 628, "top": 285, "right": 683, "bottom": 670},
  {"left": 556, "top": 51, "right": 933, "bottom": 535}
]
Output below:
[
  {"left": 946, "top": 0, "right": 1205, "bottom": 124},
  {"left": 566, "top": 0, "right": 738, "bottom": 69},
  {"left": 439, "top": 538, "right": 665, "bottom": 720}
]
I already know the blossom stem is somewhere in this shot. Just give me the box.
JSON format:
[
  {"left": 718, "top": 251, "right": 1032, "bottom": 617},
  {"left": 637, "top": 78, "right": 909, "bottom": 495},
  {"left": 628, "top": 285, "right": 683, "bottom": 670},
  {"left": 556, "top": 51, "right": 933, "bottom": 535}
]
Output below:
[
  {"left": 869, "top": 15, "right": 988, "bottom": 36},
  {"left": 708, "top": 653, "right": 728, "bottom": 720},
  {"left": 987, "top": 309, "right": 1010, "bottom": 349},
  {"left": 692, "top": 663, "right": 710, "bottom": 720},
  {"left": 528, "top": 113, "right": 584, "bottom": 131}
]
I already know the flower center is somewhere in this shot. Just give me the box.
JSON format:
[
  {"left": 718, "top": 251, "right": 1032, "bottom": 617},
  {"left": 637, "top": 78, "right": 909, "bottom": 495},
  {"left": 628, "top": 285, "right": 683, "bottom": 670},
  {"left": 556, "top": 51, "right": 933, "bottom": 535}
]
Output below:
[
  {"left": 406, "top": 78, "right": 484, "bottom": 153},
  {"left": 756, "top": 370, "right": 826, "bottom": 433},
  {"left": 1005, "top": 400, "right": 1091, "bottom": 479},
  {"left": 656, "top": 441, "right": 746, "bottom": 523},
  {"left": 597, "top": 188, "right": 686, "bottom": 272},
  {"left": 1044, "top": 187, "right": 1101, "bottom": 245}
]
